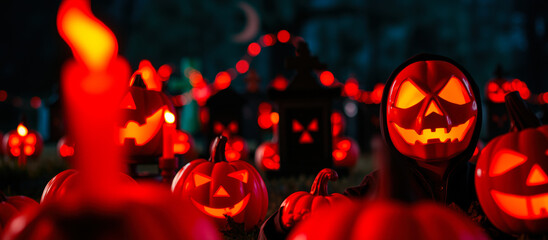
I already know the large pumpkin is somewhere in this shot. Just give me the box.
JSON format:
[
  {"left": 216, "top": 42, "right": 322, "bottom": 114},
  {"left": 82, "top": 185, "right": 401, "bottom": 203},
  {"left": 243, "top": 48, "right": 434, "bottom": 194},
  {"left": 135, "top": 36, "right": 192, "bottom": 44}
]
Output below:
[
  {"left": 172, "top": 136, "right": 268, "bottom": 230},
  {"left": 119, "top": 60, "right": 175, "bottom": 159},
  {"left": 288, "top": 200, "right": 488, "bottom": 240},
  {"left": 41, "top": 169, "right": 137, "bottom": 204},
  {"left": 385, "top": 56, "right": 478, "bottom": 161},
  {"left": 476, "top": 92, "right": 548, "bottom": 234},
  {"left": 0, "top": 191, "right": 38, "bottom": 233},
  {"left": 3, "top": 185, "right": 220, "bottom": 240},
  {"left": 280, "top": 168, "right": 350, "bottom": 228}
]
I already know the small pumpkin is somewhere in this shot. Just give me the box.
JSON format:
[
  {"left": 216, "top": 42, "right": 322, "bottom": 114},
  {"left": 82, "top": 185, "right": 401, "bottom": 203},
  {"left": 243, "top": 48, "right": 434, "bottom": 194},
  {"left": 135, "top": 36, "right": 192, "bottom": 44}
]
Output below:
[
  {"left": 332, "top": 137, "right": 360, "bottom": 168},
  {"left": 172, "top": 136, "right": 268, "bottom": 230},
  {"left": 2, "top": 123, "right": 43, "bottom": 165},
  {"left": 57, "top": 136, "right": 75, "bottom": 162},
  {"left": 0, "top": 191, "right": 38, "bottom": 233},
  {"left": 224, "top": 135, "right": 248, "bottom": 162},
  {"left": 476, "top": 92, "right": 548, "bottom": 234},
  {"left": 280, "top": 168, "right": 350, "bottom": 229},
  {"left": 41, "top": 169, "right": 137, "bottom": 204},
  {"left": 255, "top": 141, "right": 280, "bottom": 171}
]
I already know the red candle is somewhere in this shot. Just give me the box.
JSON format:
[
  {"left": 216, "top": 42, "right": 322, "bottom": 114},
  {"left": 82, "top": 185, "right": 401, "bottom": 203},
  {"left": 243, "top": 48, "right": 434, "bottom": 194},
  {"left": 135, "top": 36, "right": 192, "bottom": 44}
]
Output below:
[
  {"left": 163, "top": 111, "right": 176, "bottom": 159},
  {"left": 57, "top": 0, "right": 130, "bottom": 195}
]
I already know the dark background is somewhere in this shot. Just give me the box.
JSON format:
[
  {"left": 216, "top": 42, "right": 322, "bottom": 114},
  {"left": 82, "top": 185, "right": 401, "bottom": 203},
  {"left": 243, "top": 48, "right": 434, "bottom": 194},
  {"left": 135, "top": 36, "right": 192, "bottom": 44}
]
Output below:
[{"left": 2, "top": 0, "right": 548, "bottom": 138}]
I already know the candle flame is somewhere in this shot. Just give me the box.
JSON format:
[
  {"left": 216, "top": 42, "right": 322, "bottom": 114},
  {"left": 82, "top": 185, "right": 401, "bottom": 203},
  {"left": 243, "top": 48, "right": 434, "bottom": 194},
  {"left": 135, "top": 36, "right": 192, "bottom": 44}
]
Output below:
[
  {"left": 57, "top": 0, "right": 117, "bottom": 71},
  {"left": 17, "top": 124, "right": 28, "bottom": 137},
  {"left": 164, "top": 111, "right": 176, "bottom": 124}
]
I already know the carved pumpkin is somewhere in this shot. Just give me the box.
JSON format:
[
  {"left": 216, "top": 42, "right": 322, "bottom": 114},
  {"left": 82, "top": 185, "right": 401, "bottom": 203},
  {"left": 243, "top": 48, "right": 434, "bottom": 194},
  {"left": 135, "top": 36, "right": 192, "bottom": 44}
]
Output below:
[
  {"left": 280, "top": 168, "right": 350, "bottom": 229},
  {"left": 2, "top": 123, "right": 43, "bottom": 165},
  {"left": 3, "top": 185, "right": 220, "bottom": 240},
  {"left": 332, "top": 137, "right": 360, "bottom": 168},
  {"left": 486, "top": 78, "right": 512, "bottom": 103},
  {"left": 255, "top": 141, "right": 280, "bottom": 171},
  {"left": 224, "top": 135, "right": 248, "bottom": 162},
  {"left": 173, "top": 129, "right": 197, "bottom": 159},
  {"left": 475, "top": 92, "right": 548, "bottom": 234},
  {"left": 287, "top": 200, "right": 488, "bottom": 240},
  {"left": 0, "top": 191, "right": 38, "bottom": 233},
  {"left": 119, "top": 60, "right": 175, "bottom": 159},
  {"left": 171, "top": 136, "right": 268, "bottom": 230},
  {"left": 57, "top": 136, "right": 75, "bottom": 162},
  {"left": 385, "top": 56, "right": 478, "bottom": 161},
  {"left": 41, "top": 169, "right": 137, "bottom": 204}
]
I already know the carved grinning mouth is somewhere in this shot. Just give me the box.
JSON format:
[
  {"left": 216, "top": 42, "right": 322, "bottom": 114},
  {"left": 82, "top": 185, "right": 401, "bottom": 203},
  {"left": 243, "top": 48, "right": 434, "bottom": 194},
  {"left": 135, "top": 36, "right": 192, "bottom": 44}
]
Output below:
[
  {"left": 191, "top": 194, "right": 250, "bottom": 218},
  {"left": 491, "top": 190, "right": 548, "bottom": 220},
  {"left": 119, "top": 107, "right": 166, "bottom": 145},
  {"left": 392, "top": 117, "right": 475, "bottom": 145}
]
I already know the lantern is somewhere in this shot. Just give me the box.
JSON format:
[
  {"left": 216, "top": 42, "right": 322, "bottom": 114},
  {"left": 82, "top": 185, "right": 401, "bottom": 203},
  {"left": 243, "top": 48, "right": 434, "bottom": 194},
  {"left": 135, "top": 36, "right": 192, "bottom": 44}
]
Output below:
[
  {"left": 270, "top": 41, "right": 340, "bottom": 175},
  {"left": 2, "top": 123, "right": 43, "bottom": 165},
  {"left": 476, "top": 92, "right": 548, "bottom": 234},
  {"left": 384, "top": 55, "right": 479, "bottom": 162},
  {"left": 172, "top": 136, "right": 268, "bottom": 230},
  {"left": 279, "top": 168, "right": 350, "bottom": 229}
]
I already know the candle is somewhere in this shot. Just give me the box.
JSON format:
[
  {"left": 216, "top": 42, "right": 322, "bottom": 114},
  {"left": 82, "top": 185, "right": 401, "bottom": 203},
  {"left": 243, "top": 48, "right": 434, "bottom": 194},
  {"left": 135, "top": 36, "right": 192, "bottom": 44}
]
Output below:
[
  {"left": 57, "top": 0, "right": 130, "bottom": 194},
  {"left": 163, "top": 111, "right": 176, "bottom": 159}
]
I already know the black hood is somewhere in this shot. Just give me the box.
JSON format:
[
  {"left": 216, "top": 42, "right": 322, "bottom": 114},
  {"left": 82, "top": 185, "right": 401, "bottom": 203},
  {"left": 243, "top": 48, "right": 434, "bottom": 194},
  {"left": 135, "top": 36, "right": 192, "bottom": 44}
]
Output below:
[{"left": 379, "top": 54, "right": 483, "bottom": 169}]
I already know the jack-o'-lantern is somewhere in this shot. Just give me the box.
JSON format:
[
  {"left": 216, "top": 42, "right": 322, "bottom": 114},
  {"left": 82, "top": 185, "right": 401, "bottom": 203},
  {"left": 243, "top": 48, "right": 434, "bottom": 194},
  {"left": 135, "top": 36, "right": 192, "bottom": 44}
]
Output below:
[
  {"left": 486, "top": 78, "right": 512, "bottom": 103},
  {"left": 172, "top": 136, "right": 268, "bottom": 230},
  {"left": 57, "top": 136, "right": 75, "bottom": 162},
  {"left": 332, "top": 137, "right": 360, "bottom": 167},
  {"left": 476, "top": 92, "right": 548, "bottom": 234},
  {"left": 255, "top": 141, "right": 280, "bottom": 171},
  {"left": 173, "top": 130, "right": 197, "bottom": 160},
  {"left": 119, "top": 60, "right": 175, "bottom": 159},
  {"left": 2, "top": 123, "right": 43, "bottom": 165},
  {"left": 280, "top": 168, "right": 350, "bottom": 229},
  {"left": 385, "top": 56, "right": 478, "bottom": 161},
  {"left": 224, "top": 135, "right": 248, "bottom": 162}
]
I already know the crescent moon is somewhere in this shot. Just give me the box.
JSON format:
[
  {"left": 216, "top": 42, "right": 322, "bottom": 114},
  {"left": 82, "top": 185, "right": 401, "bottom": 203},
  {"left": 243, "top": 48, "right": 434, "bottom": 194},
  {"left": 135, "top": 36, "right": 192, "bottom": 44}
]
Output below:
[{"left": 232, "top": 2, "right": 260, "bottom": 43}]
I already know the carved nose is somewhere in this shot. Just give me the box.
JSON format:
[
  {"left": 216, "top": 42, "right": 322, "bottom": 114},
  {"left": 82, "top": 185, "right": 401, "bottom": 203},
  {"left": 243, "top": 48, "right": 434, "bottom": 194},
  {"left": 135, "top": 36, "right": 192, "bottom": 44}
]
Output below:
[
  {"left": 213, "top": 186, "right": 230, "bottom": 197},
  {"left": 526, "top": 164, "right": 548, "bottom": 186},
  {"left": 424, "top": 100, "right": 443, "bottom": 117}
]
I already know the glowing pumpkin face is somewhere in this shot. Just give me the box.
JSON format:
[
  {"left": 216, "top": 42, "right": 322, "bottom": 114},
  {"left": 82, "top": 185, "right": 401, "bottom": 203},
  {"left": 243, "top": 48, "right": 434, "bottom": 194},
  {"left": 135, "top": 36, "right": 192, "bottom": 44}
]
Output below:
[
  {"left": 386, "top": 60, "right": 478, "bottom": 161},
  {"left": 118, "top": 60, "right": 175, "bottom": 157},
  {"left": 255, "top": 141, "right": 280, "bottom": 171},
  {"left": 2, "top": 123, "right": 43, "bottom": 165},
  {"left": 292, "top": 118, "right": 319, "bottom": 144},
  {"left": 486, "top": 79, "right": 512, "bottom": 103},
  {"left": 172, "top": 136, "right": 268, "bottom": 230},
  {"left": 475, "top": 125, "right": 548, "bottom": 234}
]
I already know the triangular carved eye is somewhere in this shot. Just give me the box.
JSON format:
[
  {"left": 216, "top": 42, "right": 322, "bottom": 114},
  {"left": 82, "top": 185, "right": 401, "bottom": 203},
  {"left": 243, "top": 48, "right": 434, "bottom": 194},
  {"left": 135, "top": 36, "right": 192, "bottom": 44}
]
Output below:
[
  {"left": 489, "top": 149, "right": 527, "bottom": 177},
  {"left": 394, "top": 79, "right": 426, "bottom": 109},
  {"left": 228, "top": 170, "right": 248, "bottom": 183},
  {"left": 292, "top": 120, "right": 304, "bottom": 132},
  {"left": 308, "top": 119, "right": 319, "bottom": 132},
  {"left": 194, "top": 173, "right": 211, "bottom": 187},
  {"left": 120, "top": 92, "right": 136, "bottom": 109},
  {"left": 438, "top": 76, "right": 471, "bottom": 105}
]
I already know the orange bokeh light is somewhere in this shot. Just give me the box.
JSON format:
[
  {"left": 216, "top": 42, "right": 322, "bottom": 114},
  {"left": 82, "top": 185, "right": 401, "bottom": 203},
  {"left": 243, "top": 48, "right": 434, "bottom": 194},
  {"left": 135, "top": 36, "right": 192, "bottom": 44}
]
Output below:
[
  {"left": 270, "top": 112, "right": 280, "bottom": 125},
  {"left": 277, "top": 30, "right": 290, "bottom": 43},
  {"left": 247, "top": 42, "right": 261, "bottom": 56},
  {"left": 320, "top": 71, "right": 335, "bottom": 86},
  {"left": 236, "top": 60, "right": 249, "bottom": 74},
  {"left": 214, "top": 71, "right": 232, "bottom": 90},
  {"left": 271, "top": 75, "right": 288, "bottom": 91},
  {"left": 261, "top": 34, "right": 275, "bottom": 46},
  {"left": 158, "top": 64, "right": 173, "bottom": 80},
  {"left": 343, "top": 78, "right": 359, "bottom": 98},
  {"left": 17, "top": 124, "right": 28, "bottom": 137}
]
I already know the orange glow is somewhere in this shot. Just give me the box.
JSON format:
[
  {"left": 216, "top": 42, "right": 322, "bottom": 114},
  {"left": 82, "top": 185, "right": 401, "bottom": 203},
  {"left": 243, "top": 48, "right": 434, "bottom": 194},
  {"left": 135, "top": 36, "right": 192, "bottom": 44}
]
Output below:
[
  {"left": 192, "top": 86, "right": 211, "bottom": 106},
  {"left": 57, "top": 0, "right": 117, "bottom": 71},
  {"left": 438, "top": 76, "right": 471, "bottom": 104},
  {"left": 119, "top": 107, "right": 165, "bottom": 145},
  {"left": 213, "top": 186, "right": 230, "bottom": 197},
  {"left": 189, "top": 70, "right": 205, "bottom": 88},
  {"left": 214, "top": 71, "right": 232, "bottom": 90},
  {"left": 236, "top": 60, "right": 249, "bottom": 74},
  {"left": 8, "top": 136, "right": 20, "bottom": 147},
  {"left": 371, "top": 83, "right": 384, "bottom": 104},
  {"left": 425, "top": 101, "right": 443, "bottom": 117},
  {"left": 337, "top": 139, "right": 351, "bottom": 151},
  {"left": 272, "top": 75, "right": 288, "bottom": 91},
  {"left": 24, "top": 146, "right": 35, "bottom": 156},
  {"left": 489, "top": 149, "right": 527, "bottom": 177},
  {"left": 231, "top": 140, "right": 244, "bottom": 152},
  {"left": 194, "top": 173, "right": 212, "bottom": 187},
  {"left": 191, "top": 194, "right": 250, "bottom": 218},
  {"left": 491, "top": 190, "right": 548, "bottom": 220},
  {"left": 248, "top": 42, "right": 261, "bottom": 56},
  {"left": 320, "top": 71, "right": 335, "bottom": 86},
  {"left": 25, "top": 133, "right": 37, "bottom": 145},
  {"left": 333, "top": 150, "right": 347, "bottom": 161},
  {"left": 11, "top": 148, "right": 20, "bottom": 157},
  {"left": 30, "top": 96, "right": 42, "bottom": 109},
  {"left": 299, "top": 132, "right": 313, "bottom": 144},
  {"left": 343, "top": 78, "right": 359, "bottom": 98},
  {"left": 164, "top": 111, "right": 175, "bottom": 124},
  {"left": 393, "top": 117, "right": 475, "bottom": 145},
  {"left": 258, "top": 114, "right": 273, "bottom": 129},
  {"left": 120, "top": 92, "right": 136, "bottom": 109},
  {"left": 174, "top": 131, "right": 191, "bottom": 154},
  {"left": 226, "top": 151, "right": 241, "bottom": 161},
  {"left": 158, "top": 64, "right": 172, "bottom": 80},
  {"left": 17, "top": 124, "right": 28, "bottom": 137},
  {"left": 0, "top": 90, "right": 7, "bottom": 102},
  {"left": 277, "top": 30, "right": 290, "bottom": 43},
  {"left": 228, "top": 170, "right": 249, "bottom": 183},
  {"left": 526, "top": 164, "right": 548, "bottom": 186},
  {"left": 395, "top": 80, "right": 425, "bottom": 108},
  {"left": 60, "top": 144, "right": 75, "bottom": 157},
  {"left": 270, "top": 112, "right": 280, "bottom": 125},
  {"left": 261, "top": 34, "right": 275, "bottom": 46}
]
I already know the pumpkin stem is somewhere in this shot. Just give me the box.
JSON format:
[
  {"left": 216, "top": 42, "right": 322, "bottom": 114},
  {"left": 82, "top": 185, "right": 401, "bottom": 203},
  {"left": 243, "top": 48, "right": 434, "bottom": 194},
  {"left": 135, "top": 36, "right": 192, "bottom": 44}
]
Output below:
[
  {"left": 0, "top": 190, "right": 7, "bottom": 202},
  {"left": 505, "top": 91, "right": 541, "bottom": 131},
  {"left": 309, "top": 168, "right": 338, "bottom": 196},
  {"left": 209, "top": 135, "right": 227, "bottom": 163}
]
